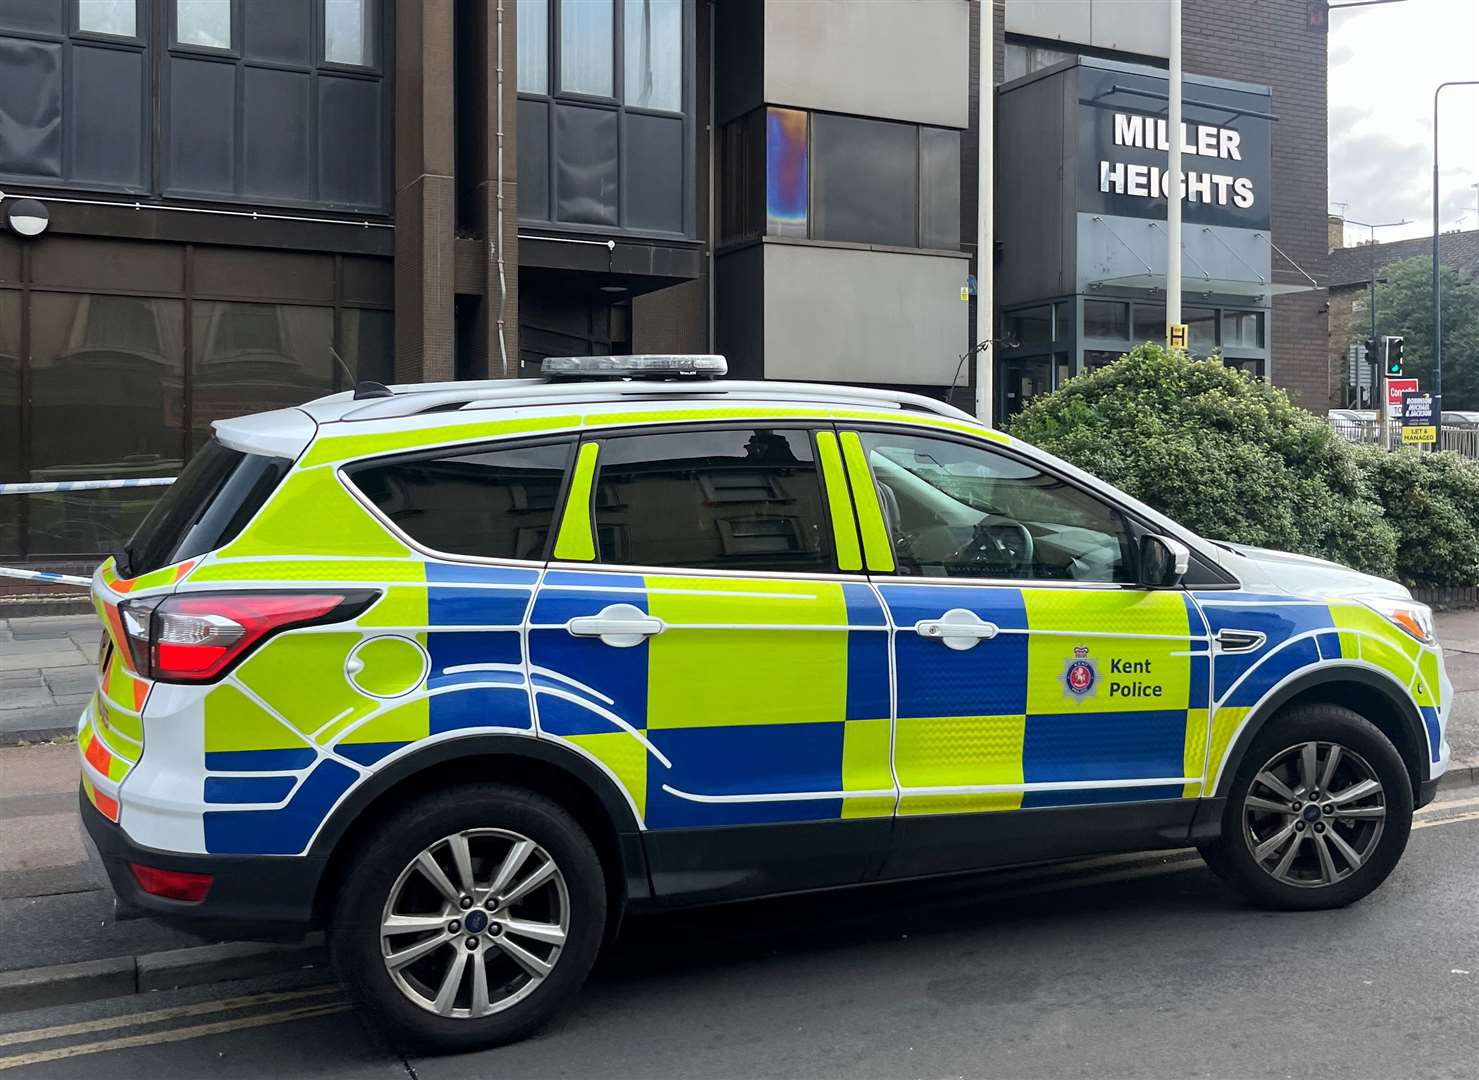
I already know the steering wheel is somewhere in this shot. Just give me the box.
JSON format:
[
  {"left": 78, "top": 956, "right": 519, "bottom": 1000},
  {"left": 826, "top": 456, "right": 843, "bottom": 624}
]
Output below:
[{"left": 946, "top": 516, "right": 1034, "bottom": 575}]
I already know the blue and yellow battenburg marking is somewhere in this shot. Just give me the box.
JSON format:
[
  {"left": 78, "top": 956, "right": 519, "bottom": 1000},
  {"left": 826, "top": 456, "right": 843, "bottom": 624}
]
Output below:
[{"left": 82, "top": 401, "right": 1447, "bottom": 859}]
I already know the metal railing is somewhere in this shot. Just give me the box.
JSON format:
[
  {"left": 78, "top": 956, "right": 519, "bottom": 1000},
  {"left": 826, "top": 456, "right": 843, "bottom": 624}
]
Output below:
[{"left": 1329, "top": 419, "right": 1479, "bottom": 458}]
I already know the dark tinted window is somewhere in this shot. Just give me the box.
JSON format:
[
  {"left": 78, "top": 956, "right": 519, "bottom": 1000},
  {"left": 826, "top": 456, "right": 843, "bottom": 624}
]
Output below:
[
  {"left": 127, "top": 439, "right": 289, "bottom": 575},
  {"left": 592, "top": 429, "right": 830, "bottom": 572},
  {"left": 812, "top": 113, "right": 916, "bottom": 248},
  {"left": 350, "top": 441, "right": 573, "bottom": 560}
]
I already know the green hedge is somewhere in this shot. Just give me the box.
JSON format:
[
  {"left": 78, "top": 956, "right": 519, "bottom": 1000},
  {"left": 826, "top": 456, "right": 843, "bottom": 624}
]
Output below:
[{"left": 1004, "top": 344, "right": 1479, "bottom": 588}]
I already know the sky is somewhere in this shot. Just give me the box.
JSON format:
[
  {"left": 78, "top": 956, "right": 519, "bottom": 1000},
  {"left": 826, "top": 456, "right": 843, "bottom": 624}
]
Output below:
[{"left": 1328, "top": 0, "right": 1479, "bottom": 245}]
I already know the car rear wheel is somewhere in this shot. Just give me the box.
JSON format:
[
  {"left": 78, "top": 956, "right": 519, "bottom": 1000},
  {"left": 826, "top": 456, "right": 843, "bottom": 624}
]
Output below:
[
  {"left": 1199, "top": 704, "right": 1414, "bottom": 911},
  {"left": 330, "top": 785, "right": 605, "bottom": 1051}
]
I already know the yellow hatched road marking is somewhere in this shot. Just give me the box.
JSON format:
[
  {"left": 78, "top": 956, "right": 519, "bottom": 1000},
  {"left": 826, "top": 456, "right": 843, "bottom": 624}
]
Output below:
[
  {"left": 0, "top": 1002, "right": 349, "bottom": 1071},
  {"left": 0, "top": 985, "right": 340, "bottom": 1049}
]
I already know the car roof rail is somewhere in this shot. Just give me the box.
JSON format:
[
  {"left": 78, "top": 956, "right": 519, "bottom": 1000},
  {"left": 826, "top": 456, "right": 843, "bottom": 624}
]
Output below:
[{"left": 324, "top": 376, "right": 982, "bottom": 426}]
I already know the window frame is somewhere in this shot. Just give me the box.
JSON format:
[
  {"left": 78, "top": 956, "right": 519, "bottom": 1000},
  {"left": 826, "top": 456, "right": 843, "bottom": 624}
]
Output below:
[
  {"left": 338, "top": 434, "right": 580, "bottom": 567},
  {"left": 845, "top": 422, "right": 1235, "bottom": 589},
  {"left": 73, "top": 0, "right": 144, "bottom": 43},
  {"left": 170, "top": 0, "right": 238, "bottom": 56},
  {"left": 319, "top": 0, "right": 379, "bottom": 72},
  {"left": 552, "top": 422, "right": 854, "bottom": 579}
]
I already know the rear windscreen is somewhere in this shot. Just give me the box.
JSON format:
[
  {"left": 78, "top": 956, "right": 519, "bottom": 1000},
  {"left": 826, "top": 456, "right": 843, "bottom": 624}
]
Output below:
[{"left": 122, "top": 440, "right": 289, "bottom": 577}]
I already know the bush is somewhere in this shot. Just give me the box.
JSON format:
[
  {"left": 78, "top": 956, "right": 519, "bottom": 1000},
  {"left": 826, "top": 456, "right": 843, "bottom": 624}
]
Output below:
[
  {"left": 1351, "top": 445, "right": 1479, "bottom": 588},
  {"left": 1005, "top": 344, "right": 1404, "bottom": 576}
]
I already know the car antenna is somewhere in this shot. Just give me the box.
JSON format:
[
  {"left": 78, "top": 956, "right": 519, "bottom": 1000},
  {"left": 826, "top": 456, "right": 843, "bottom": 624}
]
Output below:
[{"left": 332, "top": 346, "right": 393, "bottom": 400}]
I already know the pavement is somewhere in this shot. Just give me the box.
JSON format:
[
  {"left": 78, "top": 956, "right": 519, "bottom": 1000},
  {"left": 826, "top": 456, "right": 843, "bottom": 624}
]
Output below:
[
  {"left": 0, "top": 615, "right": 101, "bottom": 743},
  {"left": 0, "top": 792, "right": 1473, "bottom": 1077}
]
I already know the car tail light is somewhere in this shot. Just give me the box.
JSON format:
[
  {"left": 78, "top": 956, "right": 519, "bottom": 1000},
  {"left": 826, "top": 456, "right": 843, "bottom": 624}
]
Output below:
[
  {"left": 129, "top": 863, "right": 213, "bottom": 903},
  {"left": 118, "top": 591, "right": 376, "bottom": 683}
]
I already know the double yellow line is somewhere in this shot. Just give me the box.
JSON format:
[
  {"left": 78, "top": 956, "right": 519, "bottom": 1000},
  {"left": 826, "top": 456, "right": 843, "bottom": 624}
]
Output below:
[{"left": 0, "top": 986, "right": 347, "bottom": 1071}]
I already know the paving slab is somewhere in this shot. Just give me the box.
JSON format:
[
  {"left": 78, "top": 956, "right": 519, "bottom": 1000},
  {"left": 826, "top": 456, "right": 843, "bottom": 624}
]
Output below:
[{"left": 0, "top": 651, "right": 88, "bottom": 673}]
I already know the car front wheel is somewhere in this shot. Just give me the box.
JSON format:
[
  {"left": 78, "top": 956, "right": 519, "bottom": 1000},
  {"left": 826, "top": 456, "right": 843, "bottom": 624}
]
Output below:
[
  {"left": 1200, "top": 703, "right": 1414, "bottom": 911},
  {"left": 330, "top": 784, "right": 606, "bottom": 1051}
]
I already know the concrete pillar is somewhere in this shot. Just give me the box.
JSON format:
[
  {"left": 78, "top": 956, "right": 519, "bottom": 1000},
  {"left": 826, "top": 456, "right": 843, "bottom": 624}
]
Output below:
[{"left": 393, "top": 0, "right": 457, "bottom": 383}]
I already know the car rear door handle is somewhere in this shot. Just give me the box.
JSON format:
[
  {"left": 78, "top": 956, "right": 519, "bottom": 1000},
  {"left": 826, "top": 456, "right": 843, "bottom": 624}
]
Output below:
[
  {"left": 565, "top": 603, "right": 665, "bottom": 648},
  {"left": 914, "top": 608, "right": 1000, "bottom": 651}
]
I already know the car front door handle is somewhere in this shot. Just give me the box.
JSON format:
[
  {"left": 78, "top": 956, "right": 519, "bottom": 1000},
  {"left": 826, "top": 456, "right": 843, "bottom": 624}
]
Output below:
[
  {"left": 914, "top": 608, "right": 1000, "bottom": 651},
  {"left": 565, "top": 603, "right": 665, "bottom": 648}
]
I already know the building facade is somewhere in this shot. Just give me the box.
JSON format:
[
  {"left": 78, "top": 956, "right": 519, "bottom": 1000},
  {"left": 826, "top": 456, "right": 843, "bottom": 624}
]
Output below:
[{"left": 1, "top": 0, "right": 1330, "bottom": 579}]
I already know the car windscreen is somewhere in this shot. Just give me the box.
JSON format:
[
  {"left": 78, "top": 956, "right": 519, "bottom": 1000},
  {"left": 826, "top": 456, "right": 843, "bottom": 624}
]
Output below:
[{"left": 122, "top": 439, "right": 290, "bottom": 577}]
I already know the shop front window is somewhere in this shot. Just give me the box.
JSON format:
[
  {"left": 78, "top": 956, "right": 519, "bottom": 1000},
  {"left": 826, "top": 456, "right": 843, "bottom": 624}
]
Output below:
[
  {"left": 1006, "top": 306, "right": 1052, "bottom": 346},
  {"left": 0, "top": 291, "right": 19, "bottom": 558}
]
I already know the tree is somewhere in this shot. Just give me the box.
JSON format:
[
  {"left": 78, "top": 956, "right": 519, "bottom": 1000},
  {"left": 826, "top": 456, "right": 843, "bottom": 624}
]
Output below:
[{"left": 1372, "top": 254, "right": 1479, "bottom": 410}]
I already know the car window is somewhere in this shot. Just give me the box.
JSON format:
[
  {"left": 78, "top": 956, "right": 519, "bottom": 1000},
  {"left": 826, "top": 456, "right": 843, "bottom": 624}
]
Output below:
[
  {"left": 856, "top": 430, "right": 1134, "bottom": 583},
  {"left": 591, "top": 428, "right": 832, "bottom": 573},
  {"left": 348, "top": 440, "right": 573, "bottom": 560}
]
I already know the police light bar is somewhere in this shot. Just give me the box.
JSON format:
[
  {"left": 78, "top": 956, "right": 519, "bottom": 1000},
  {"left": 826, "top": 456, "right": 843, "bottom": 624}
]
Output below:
[{"left": 541, "top": 354, "right": 727, "bottom": 380}]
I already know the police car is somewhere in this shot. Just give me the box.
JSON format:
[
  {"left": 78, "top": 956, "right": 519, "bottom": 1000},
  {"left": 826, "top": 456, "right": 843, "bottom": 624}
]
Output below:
[{"left": 79, "top": 355, "right": 1454, "bottom": 1050}]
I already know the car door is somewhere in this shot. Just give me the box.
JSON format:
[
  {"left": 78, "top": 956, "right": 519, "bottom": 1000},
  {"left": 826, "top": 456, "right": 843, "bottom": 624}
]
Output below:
[
  {"left": 527, "top": 423, "right": 895, "bottom": 902},
  {"left": 835, "top": 426, "right": 1212, "bottom": 877}
]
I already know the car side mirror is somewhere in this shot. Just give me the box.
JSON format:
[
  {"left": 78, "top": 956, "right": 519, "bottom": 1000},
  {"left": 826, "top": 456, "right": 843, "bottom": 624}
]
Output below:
[{"left": 1139, "top": 534, "right": 1190, "bottom": 588}]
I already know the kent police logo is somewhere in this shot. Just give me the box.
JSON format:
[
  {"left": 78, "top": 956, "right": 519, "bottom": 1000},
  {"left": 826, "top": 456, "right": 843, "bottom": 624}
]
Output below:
[{"left": 1061, "top": 645, "right": 1098, "bottom": 699}]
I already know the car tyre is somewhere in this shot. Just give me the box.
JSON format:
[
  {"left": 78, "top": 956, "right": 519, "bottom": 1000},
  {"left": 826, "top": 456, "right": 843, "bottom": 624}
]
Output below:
[
  {"left": 330, "top": 784, "right": 606, "bottom": 1052},
  {"left": 1199, "top": 703, "right": 1413, "bottom": 911}
]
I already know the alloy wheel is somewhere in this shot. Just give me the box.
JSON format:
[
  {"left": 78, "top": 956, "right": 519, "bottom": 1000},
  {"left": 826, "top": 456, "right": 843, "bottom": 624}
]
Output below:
[
  {"left": 1242, "top": 740, "right": 1387, "bottom": 889},
  {"left": 380, "top": 829, "right": 570, "bottom": 1018}
]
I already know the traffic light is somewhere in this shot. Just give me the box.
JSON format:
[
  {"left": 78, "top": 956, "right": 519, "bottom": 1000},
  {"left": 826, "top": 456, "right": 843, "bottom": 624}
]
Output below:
[
  {"left": 1364, "top": 338, "right": 1378, "bottom": 367},
  {"left": 1384, "top": 335, "right": 1404, "bottom": 376}
]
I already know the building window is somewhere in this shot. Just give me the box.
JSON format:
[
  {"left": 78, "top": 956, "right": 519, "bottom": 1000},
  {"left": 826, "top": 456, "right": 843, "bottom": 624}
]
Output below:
[
  {"left": 1005, "top": 306, "right": 1053, "bottom": 346},
  {"left": 722, "top": 106, "right": 961, "bottom": 251},
  {"left": 560, "top": 0, "right": 614, "bottom": 97},
  {"left": 919, "top": 127, "right": 961, "bottom": 252},
  {"left": 1083, "top": 300, "right": 1129, "bottom": 339},
  {"left": 766, "top": 107, "right": 808, "bottom": 238},
  {"left": 624, "top": 0, "right": 681, "bottom": 111},
  {"left": 516, "top": 0, "right": 548, "bottom": 93},
  {"left": 1223, "top": 310, "right": 1265, "bottom": 349},
  {"left": 77, "top": 0, "right": 137, "bottom": 38},
  {"left": 324, "top": 0, "right": 373, "bottom": 66},
  {"left": 176, "top": 0, "right": 232, "bottom": 50},
  {"left": 813, "top": 113, "right": 917, "bottom": 248},
  {"left": 1224, "top": 356, "right": 1266, "bottom": 380}
]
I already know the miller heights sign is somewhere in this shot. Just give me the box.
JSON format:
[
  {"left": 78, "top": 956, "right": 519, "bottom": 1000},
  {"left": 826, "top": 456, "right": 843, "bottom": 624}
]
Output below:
[{"left": 1076, "top": 63, "right": 1272, "bottom": 231}]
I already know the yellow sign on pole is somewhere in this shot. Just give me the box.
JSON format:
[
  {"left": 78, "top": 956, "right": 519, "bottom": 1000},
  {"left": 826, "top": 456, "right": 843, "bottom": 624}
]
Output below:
[
  {"left": 1168, "top": 324, "right": 1188, "bottom": 350},
  {"left": 1401, "top": 426, "right": 1436, "bottom": 445}
]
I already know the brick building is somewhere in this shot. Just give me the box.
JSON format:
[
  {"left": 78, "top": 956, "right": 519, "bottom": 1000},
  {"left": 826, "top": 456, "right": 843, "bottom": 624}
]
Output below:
[{"left": 1, "top": 0, "right": 1332, "bottom": 575}]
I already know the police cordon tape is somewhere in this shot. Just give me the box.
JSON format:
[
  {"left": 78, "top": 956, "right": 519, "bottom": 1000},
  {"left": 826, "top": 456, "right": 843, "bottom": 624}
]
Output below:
[
  {"left": 0, "top": 477, "right": 176, "bottom": 495},
  {"left": 0, "top": 476, "right": 176, "bottom": 588}
]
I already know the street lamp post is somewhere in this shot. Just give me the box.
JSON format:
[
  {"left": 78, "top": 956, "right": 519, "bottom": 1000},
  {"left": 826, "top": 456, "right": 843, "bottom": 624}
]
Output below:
[{"left": 1432, "top": 80, "right": 1479, "bottom": 447}]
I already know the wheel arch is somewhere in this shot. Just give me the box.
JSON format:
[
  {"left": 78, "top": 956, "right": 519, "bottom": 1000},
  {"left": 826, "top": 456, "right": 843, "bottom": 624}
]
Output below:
[
  {"left": 1212, "top": 665, "right": 1430, "bottom": 799},
  {"left": 308, "top": 735, "right": 649, "bottom": 933}
]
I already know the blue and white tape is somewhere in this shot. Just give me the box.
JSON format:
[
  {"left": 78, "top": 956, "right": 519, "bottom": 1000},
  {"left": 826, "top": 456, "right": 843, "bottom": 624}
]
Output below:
[
  {"left": 0, "top": 477, "right": 176, "bottom": 496},
  {"left": 0, "top": 566, "right": 92, "bottom": 588}
]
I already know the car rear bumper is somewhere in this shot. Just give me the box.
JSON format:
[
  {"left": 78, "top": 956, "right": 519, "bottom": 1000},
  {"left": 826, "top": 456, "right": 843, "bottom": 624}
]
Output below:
[{"left": 79, "top": 786, "right": 326, "bottom": 940}]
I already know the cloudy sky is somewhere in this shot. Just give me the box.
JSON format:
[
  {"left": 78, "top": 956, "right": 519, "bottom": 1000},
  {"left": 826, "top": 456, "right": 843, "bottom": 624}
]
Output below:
[{"left": 1328, "top": 0, "right": 1479, "bottom": 245}]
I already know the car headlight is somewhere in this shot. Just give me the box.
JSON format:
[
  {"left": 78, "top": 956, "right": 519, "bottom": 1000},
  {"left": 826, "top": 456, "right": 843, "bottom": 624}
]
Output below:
[{"left": 1361, "top": 597, "right": 1436, "bottom": 645}]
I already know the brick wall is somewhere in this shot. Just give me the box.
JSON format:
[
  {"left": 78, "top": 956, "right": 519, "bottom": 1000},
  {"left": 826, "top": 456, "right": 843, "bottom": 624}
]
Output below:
[{"left": 1184, "top": 0, "right": 1330, "bottom": 410}]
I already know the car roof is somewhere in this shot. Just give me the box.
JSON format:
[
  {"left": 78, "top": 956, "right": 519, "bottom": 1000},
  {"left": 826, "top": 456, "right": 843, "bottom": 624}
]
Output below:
[{"left": 296, "top": 376, "right": 982, "bottom": 427}]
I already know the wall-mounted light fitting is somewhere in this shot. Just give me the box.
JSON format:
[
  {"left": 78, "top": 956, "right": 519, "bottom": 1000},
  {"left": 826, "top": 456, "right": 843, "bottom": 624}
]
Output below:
[{"left": 1, "top": 196, "right": 50, "bottom": 238}]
